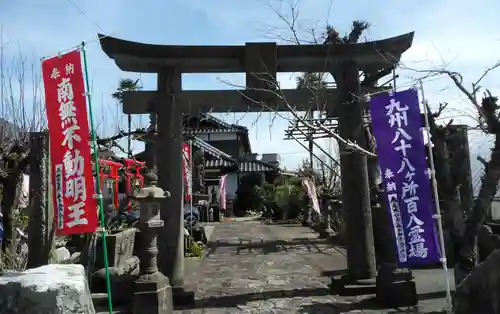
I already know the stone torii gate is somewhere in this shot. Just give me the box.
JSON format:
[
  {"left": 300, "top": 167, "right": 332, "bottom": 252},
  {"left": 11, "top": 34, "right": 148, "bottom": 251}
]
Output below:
[{"left": 98, "top": 32, "right": 414, "bottom": 295}]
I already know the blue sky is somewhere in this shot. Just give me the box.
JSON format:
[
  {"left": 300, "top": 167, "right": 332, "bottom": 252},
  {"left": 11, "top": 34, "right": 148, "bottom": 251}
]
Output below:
[{"left": 1, "top": 0, "right": 500, "bottom": 174}]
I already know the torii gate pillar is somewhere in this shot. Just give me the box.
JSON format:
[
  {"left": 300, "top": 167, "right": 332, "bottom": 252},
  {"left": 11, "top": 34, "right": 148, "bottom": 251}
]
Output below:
[{"left": 155, "top": 68, "right": 185, "bottom": 289}]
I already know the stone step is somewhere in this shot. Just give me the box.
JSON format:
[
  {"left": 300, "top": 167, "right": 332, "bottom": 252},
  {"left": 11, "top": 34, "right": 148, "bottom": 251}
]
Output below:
[
  {"left": 329, "top": 276, "right": 377, "bottom": 296},
  {"left": 340, "top": 281, "right": 377, "bottom": 296},
  {"left": 94, "top": 305, "right": 128, "bottom": 314},
  {"left": 92, "top": 293, "right": 128, "bottom": 314},
  {"left": 92, "top": 293, "right": 111, "bottom": 306}
]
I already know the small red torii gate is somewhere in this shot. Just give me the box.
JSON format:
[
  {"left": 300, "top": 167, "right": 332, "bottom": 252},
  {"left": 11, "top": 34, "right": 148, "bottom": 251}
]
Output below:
[{"left": 98, "top": 158, "right": 146, "bottom": 211}]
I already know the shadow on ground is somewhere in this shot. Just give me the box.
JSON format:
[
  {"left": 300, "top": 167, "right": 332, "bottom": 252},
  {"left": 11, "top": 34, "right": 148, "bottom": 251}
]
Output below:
[
  {"left": 297, "top": 292, "right": 449, "bottom": 313},
  {"left": 206, "top": 238, "right": 339, "bottom": 257},
  {"left": 298, "top": 300, "right": 448, "bottom": 314},
  {"left": 174, "top": 287, "right": 449, "bottom": 313},
  {"left": 257, "top": 218, "right": 305, "bottom": 225},
  {"left": 174, "top": 287, "right": 330, "bottom": 310}
]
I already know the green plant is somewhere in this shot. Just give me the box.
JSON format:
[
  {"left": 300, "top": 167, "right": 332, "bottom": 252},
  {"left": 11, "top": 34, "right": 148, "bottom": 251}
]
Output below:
[
  {"left": 185, "top": 241, "right": 204, "bottom": 258},
  {"left": 105, "top": 217, "right": 129, "bottom": 233},
  {"left": 0, "top": 248, "right": 26, "bottom": 271},
  {"left": 234, "top": 173, "right": 265, "bottom": 215},
  {"left": 12, "top": 210, "right": 28, "bottom": 230},
  {"left": 262, "top": 180, "right": 307, "bottom": 221},
  {"left": 0, "top": 218, "right": 28, "bottom": 272}
]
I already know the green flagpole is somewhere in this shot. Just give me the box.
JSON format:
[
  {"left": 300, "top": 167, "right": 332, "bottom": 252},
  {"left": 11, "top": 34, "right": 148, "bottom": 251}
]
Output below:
[{"left": 80, "top": 42, "right": 113, "bottom": 314}]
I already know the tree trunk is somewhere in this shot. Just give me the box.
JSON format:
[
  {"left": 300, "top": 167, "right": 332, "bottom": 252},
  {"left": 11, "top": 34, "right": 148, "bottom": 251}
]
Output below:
[
  {"left": 1, "top": 150, "right": 30, "bottom": 261},
  {"left": 429, "top": 125, "right": 464, "bottom": 270},
  {"left": 1, "top": 175, "right": 18, "bottom": 254},
  {"left": 456, "top": 135, "right": 500, "bottom": 284},
  {"left": 446, "top": 125, "right": 474, "bottom": 215}
]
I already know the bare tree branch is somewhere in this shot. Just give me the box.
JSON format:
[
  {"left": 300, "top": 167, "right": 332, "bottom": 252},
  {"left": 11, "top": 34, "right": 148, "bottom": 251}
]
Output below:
[
  {"left": 0, "top": 38, "right": 47, "bottom": 256},
  {"left": 220, "top": 75, "right": 376, "bottom": 157}
]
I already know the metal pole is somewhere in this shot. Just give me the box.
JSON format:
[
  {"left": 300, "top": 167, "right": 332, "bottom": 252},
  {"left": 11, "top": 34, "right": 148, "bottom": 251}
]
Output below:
[
  {"left": 419, "top": 80, "right": 452, "bottom": 311},
  {"left": 81, "top": 43, "right": 113, "bottom": 314},
  {"left": 288, "top": 134, "right": 335, "bottom": 172},
  {"left": 127, "top": 114, "right": 132, "bottom": 157},
  {"left": 308, "top": 111, "right": 314, "bottom": 170},
  {"left": 189, "top": 140, "right": 194, "bottom": 236},
  {"left": 289, "top": 124, "right": 341, "bottom": 168}
]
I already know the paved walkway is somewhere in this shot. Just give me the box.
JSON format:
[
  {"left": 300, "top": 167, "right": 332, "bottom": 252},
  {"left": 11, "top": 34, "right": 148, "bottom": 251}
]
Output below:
[
  {"left": 176, "top": 221, "right": 448, "bottom": 314},
  {"left": 176, "top": 221, "right": 349, "bottom": 313}
]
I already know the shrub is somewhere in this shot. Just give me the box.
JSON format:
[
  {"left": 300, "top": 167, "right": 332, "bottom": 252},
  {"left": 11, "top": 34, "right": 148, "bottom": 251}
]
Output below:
[{"left": 234, "top": 173, "right": 265, "bottom": 216}]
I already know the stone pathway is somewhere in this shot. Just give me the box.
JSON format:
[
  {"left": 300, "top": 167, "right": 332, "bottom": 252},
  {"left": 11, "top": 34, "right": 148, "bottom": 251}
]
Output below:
[{"left": 175, "top": 221, "right": 448, "bottom": 314}]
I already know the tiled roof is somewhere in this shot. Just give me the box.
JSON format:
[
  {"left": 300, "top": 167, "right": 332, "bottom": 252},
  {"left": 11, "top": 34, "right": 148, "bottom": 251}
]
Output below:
[
  {"left": 182, "top": 113, "right": 252, "bottom": 153},
  {"left": 183, "top": 113, "right": 248, "bottom": 134},
  {"left": 183, "top": 126, "right": 252, "bottom": 153},
  {"left": 239, "top": 160, "right": 278, "bottom": 172},
  {"left": 200, "top": 114, "right": 251, "bottom": 153},
  {"left": 199, "top": 113, "right": 238, "bottom": 130},
  {"left": 188, "top": 136, "right": 237, "bottom": 169},
  {"left": 191, "top": 137, "right": 233, "bottom": 160},
  {"left": 205, "top": 159, "right": 237, "bottom": 168},
  {"left": 133, "top": 136, "right": 238, "bottom": 169},
  {"left": 205, "top": 159, "right": 278, "bottom": 172},
  {"left": 183, "top": 128, "right": 243, "bottom": 134}
]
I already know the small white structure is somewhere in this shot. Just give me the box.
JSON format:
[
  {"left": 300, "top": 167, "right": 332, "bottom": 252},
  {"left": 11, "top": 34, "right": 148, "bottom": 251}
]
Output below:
[{"left": 14, "top": 174, "right": 30, "bottom": 210}]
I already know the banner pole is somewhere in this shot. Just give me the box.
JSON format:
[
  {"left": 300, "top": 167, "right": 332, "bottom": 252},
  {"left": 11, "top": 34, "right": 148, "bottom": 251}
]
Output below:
[
  {"left": 189, "top": 140, "right": 194, "bottom": 236},
  {"left": 80, "top": 42, "right": 113, "bottom": 314},
  {"left": 419, "top": 80, "right": 452, "bottom": 311}
]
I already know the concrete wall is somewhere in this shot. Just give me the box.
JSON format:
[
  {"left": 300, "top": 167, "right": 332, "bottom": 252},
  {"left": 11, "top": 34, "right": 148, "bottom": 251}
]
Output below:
[
  {"left": 225, "top": 172, "right": 238, "bottom": 200},
  {"left": 195, "top": 133, "right": 237, "bottom": 141},
  {"left": 211, "top": 172, "right": 239, "bottom": 202},
  {"left": 491, "top": 199, "right": 500, "bottom": 220}
]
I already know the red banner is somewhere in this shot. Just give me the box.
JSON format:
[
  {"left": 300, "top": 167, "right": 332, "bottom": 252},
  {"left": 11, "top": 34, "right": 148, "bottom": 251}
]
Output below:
[
  {"left": 182, "top": 143, "right": 192, "bottom": 201},
  {"left": 219, "top": 174, "right": 227, "bottom": 210},
  {"left": 42, "top": 50, "right": 98, "bottom": 236},
  {"left": 301, "top": 178, "right": 320, "bottom": 214}
]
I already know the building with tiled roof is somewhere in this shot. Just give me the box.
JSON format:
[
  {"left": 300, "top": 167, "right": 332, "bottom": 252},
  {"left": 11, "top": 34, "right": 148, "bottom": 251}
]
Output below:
[
  {"left": 183, "top": 113, "right": 251, "bottom": 156},
  {"left": 134, "top": 113, "right": 282, "bottom": 201},
  {"left": 183, "top": 114, "right": 280, "bottom": 200}
]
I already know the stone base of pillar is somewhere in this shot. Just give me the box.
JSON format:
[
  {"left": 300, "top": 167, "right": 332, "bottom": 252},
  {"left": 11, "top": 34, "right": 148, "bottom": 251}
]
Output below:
[
  {"left": 375, "top": 263, "right": 416, "bottom": 308},
  {"left": 329, "top": 274, "right": 377, "bottom": 296},
  {"left": 133, "top": 272, "right": 173, "bottom": 314},
  {"left": 172, "top": 286, "right": 195, "bottom": 307},
  {"left": 319, "top": 227, "right": 335, "bottom": 239}
]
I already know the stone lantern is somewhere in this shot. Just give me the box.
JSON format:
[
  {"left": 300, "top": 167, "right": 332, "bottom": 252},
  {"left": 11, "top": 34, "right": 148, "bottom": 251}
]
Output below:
[
  {"left": 319, "top": 188, "right": 335, "bottom": 238},
  {"left": 130, "top": 171, "right": 173, "bottom": 314}
]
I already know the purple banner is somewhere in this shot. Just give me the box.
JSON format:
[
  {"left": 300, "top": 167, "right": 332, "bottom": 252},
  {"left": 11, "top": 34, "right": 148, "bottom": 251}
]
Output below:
[{"left": 369, "top": 88, "right": 441, "bottom": 267}]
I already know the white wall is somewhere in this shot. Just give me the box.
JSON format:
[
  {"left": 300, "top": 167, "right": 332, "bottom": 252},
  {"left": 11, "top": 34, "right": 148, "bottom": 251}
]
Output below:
[
  {"left": 196, "top": 133, "right": 237, "bottom": 141},
  {"left": 211, "top": 172, "right": 239, "bottom": 202},
  {"left": 491, "top": 199, "right": 500, "bottom": 220},
  {"left": 225, "top": 172, "right": 238, "bottom": 200},
  {"left": 15, "top": 174, "right": 29, "bottom": 209}
]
